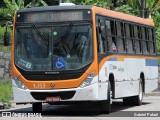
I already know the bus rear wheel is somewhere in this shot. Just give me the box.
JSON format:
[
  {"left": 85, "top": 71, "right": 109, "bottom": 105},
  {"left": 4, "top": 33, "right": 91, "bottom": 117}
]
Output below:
[
  {"left": 123, "top": 79, "right": 143, "bottom": 106},
  {"left": 32, "top": 102, "right": 42, "bottom": 112},
  {"left": 100, "top": 81, "right": 111, "bottom": 114}
]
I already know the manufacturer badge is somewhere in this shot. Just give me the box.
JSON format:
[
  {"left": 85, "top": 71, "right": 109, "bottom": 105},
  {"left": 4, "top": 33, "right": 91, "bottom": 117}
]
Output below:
[{"left": 50, "top": 83, "right": 55, "bottom": 88}]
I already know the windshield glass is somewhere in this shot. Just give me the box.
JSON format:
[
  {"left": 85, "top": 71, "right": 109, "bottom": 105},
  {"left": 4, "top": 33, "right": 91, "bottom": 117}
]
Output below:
[{"left": 14, "top": 24, "right": 93, "bottom": 71}]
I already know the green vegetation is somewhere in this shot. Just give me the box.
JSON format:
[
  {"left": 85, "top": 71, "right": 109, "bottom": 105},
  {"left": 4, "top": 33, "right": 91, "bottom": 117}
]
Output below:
[
  {"left": 0, "top": 0, "right": 160, "bottom": 52},
  {"left": 0, "top": 26, "right": 12, "bottom": 52},
  {"left": 0, "top": 46, "right": 11, "bottom": 52},
  {"left": 3, "top": 0, "right": 47, "bottom": 23},
  {"left": 0, "top": 26, "right": 12, "bottom": 41},
  {"left": 0, "top": 0, "right": 47, "bottom": 52},
  {"left": 0, "top": 81, "right": 12, "bottom": 108},
  {"left": 0, "top": 26, "right": 6, "bottom": 41}
]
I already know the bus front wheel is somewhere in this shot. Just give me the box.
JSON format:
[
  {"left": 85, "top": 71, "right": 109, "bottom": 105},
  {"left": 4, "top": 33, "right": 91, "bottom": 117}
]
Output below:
[
  {"left": 32, "top": 102, "right": 42, "bottom": 112},
  {"left": 100, "top": 81, "right": 111, "bottom": 114}
]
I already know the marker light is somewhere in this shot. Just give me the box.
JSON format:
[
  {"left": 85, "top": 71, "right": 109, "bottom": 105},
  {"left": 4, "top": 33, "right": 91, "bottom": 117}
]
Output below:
[
  {"left": 80, "top": 71, "right": 95, "bottom": 88},
  {"left": 14, "top": 76, "right": 27, "bottom": 90},
  {"left": 59, "top": 3, "right": 75, "bottom": 6}
]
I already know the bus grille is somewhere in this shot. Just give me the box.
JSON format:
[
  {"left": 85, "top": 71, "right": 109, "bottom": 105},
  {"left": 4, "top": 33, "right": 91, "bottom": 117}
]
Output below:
[{"left": 30, "top": 91, "right": 76, "bottom": 100}]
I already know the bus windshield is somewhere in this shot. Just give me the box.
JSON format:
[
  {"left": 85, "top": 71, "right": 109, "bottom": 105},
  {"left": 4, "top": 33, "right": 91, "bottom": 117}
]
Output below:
[{"left": 14, "top": 23, "right": 93, "bottom": 71}]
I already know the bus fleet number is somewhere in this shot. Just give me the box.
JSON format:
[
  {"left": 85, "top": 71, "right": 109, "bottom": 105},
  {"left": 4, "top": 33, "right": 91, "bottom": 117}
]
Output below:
[{"left": 33, "top": 83, "right": 46, "bottom": 89}]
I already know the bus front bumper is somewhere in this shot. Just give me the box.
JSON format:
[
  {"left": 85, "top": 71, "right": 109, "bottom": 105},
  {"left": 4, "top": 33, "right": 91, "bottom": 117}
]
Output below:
[{"left": 12, "top": 80, "right": 108, "bottom": 103}]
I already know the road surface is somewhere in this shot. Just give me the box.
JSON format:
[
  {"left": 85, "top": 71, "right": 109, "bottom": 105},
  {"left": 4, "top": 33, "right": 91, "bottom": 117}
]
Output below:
[{"left": 0, "top": 91, "right": 160, "bottom": 120}]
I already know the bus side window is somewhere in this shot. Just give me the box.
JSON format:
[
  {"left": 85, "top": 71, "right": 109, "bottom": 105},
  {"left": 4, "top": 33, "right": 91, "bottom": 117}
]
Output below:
[
  {"left": 134, "top": 26, "right": 140, "bottom": 54},
  {"left": 129, "top": 24, "right": 135, "bottom": 53},
  {"left": 141, "top": 27, "right": 148, "bottom": 54},
  {"left": 125, "top": 23, "right": 134, "bottom": 54},
  {"left": 116, "top": 21, "right": 125, "bottom": 53},
  {"left": 105, "top": 20, "right": 112, "bottom": 52},
  {"left": 121, "top": 22, "right": 126, "bottom": 52},
  {"left": 145, "top": 28, "right": 150, "bottom": 54},
  {"left": 97, "top": 18, "right": 106, "bottom": 54},
  {"left": 129, "top": 24, "right": 136, "bottom": 53},
  {"left": 100, "top": 20, "right": 107, "bottom": 52},
  {"left": 149, "top": 28, "right": 155, "bottom": 54},
  {"left": 153, "top": 29, "right": 156, "bottom": 54},
  {"left": 110, "top": 21, "right": 117, "bottom": 52},
  {"left": 138, "top": 26, "right": 142, "bottom": 53}
]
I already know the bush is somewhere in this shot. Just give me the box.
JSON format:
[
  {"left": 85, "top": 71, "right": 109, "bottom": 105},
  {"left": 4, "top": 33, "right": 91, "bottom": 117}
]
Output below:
[
  {"left": 0, "top": 81, "right": 12, "bottom": 107},
  {"left": 0, "top": 26, "right": 6, "bottom": 41},
  {"left": 0, "top": 26, "right": 12, "bottom": 43}
]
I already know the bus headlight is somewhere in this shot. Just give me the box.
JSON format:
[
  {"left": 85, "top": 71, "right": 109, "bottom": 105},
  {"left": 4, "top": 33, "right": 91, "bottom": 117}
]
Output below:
[
  {"left": 80, "top": 72, "right": 95, "bottom": 88},
  {"left": 14, "top": 76, "right": 27, "bottom": 90}
]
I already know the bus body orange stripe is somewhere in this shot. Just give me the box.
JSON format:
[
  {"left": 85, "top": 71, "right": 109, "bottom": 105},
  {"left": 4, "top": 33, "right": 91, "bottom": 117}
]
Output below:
[{"left": 99, "top": 55, "right": 158, "bottom": 73}]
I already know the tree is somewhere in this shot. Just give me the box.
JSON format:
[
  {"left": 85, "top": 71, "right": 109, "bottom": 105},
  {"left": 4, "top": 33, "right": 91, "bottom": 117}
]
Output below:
[
  {"left": 0, "top": 0, "right": 48, "bottom": 26},
  {"left": 64, "top": 0, "right": 112, "bottom": 9},
  {"left": 3, "top": 0, "right": 47, "bottom": 18}
]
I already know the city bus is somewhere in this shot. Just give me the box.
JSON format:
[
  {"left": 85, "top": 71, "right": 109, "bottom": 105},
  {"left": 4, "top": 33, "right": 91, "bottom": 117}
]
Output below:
[{"left": 4, "top": 4, "right": 158, "bottom": 113}]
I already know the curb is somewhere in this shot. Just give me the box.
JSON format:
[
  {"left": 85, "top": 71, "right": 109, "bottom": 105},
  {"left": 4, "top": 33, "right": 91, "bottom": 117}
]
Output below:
[{"left": 145, "top": 89, "right": 160, "bottom": 96}]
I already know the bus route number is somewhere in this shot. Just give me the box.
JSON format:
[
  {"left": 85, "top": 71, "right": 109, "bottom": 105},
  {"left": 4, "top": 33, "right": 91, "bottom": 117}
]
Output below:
[{"left": 33, "top": 83, "right": 46, "bottom": 89}]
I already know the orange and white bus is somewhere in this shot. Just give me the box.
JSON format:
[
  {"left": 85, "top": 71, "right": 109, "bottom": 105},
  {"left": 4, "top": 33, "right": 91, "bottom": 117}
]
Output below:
[{"left": 5, "top": 4, "right": 158, "bottom": 113}]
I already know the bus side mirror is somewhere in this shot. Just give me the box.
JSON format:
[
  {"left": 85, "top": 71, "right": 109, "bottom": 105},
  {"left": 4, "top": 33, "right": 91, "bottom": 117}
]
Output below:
[{"left": 4, "top": 32, "right": 10, "bottom": 46}]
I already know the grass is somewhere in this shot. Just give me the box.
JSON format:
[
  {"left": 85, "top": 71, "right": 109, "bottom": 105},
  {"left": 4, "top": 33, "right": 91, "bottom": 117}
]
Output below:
[
  {"left": 0, "top": 81, "right": 12, "bottom": 108},
  {"left": 0, "top": 45, "right": 11, "bottom": 52}
]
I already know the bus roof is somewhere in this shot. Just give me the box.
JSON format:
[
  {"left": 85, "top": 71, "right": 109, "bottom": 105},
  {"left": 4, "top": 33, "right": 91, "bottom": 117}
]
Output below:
[
  {"left": 17, "top": 5, "right": 154, "bottom": 26},
  {"left": 17, "top": 5, "right": 92, "bottom": 13},
  {"left": 92, "top": 6, "right": 154, "bottom": 26}
]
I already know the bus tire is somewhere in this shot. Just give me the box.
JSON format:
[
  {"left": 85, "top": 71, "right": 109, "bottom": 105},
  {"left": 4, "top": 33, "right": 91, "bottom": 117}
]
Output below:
[
  {"left": 132, "top": 79, "right": 143, "bottom": 106},
  {"left": 32, "top": 102, "right": 42, "bottom": 112},
  {"left": 123, "top": 79, "right": 143, "bottom": 106},
  {"left": 100, "top": 81, "right": 111, "bottom": 114}
]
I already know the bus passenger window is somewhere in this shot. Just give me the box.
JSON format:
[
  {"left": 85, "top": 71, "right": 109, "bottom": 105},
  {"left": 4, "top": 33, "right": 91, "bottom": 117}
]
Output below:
[
  {"left": 141, "top": 27, "right": 148, "bottom": 54},
  {"left": 129, "top": 24, "right": 135, "bottom": 53},
  {"left": 138, "top": 27, "right": 142, "bottom": 53},
  {"left": 148, "top": 28, "right": 155, "bottom": 54},
  {"left": 145, "top": 28, "right": 150, "bottom": 54},
  {"left": 111, "top": 21, "right": 117, "bottom": 52},
  {"left": 100, "top": 22, "right": 107, "bottom": 52},
  {"left": 134, "top": 26, "right": 141, "bottom": 54},
  {"left": 105, "top": 20, "right": 112, "bottom": 52},
  {"left": 116, "top": 22, "right": 124, "bottom": 53},
  {"left": 125, "top": 23, "right": 134, "bottom": 53}
]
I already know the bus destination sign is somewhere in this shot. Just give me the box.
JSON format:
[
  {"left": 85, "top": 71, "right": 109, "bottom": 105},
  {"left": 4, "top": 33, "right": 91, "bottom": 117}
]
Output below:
[{"left": 27, "top": 11, "right": 83, "bottom": 22}]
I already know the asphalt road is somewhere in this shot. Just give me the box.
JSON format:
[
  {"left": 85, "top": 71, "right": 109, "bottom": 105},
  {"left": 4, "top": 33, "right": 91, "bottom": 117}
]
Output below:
[{"left": 0, "top": 91, "right": 160, "bottom": 120}]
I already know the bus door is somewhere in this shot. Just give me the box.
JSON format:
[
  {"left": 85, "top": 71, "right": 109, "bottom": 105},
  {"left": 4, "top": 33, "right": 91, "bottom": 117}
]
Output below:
[{"left": 96, "top": 17, "right": 108, "bottom": 99}]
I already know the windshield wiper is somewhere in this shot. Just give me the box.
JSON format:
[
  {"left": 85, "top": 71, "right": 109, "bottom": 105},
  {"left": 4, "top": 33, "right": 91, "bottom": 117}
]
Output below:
[
  {"left": 58, "top": 23, "right": 73, "bottom": 56},
  {"left": 60, "top": 23, "right": 73, "bottom": 43},
  {"left": 31, "top": 23, "right": 48, "bottom": 45}
]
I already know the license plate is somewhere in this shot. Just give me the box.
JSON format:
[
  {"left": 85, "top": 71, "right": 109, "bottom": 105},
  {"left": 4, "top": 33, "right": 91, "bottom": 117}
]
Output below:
[{"left": 46, "top": 96, "right": 60, "bottom": 102}]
